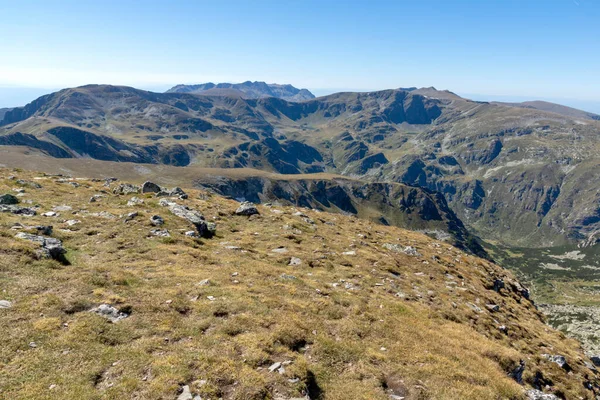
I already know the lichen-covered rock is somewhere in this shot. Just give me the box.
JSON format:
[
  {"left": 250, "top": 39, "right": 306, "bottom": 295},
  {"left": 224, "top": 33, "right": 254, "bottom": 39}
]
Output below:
[
  {"left": 1, "top": 204, "right": 36, "bottom": 216},
  {"left": 525, "top": 389, "right": 559, "bottom": 400},
  {"left": 113, "top": 183, "right": 140, "bottom": 195},
  {"left": 150, "top": 215, "right": 164, "bottom": 226},
  {"left": 90, "top": 304, "right": 129, "bottom": 322},
  {"left": 15, "top": 232, "right": 66, "bottom": 260},
  {"left": 159, "top": 199, "right": 211, "bottom": 238}
]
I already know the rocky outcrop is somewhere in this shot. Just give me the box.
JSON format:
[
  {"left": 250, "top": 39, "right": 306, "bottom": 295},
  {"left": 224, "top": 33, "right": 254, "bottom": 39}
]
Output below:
[
  {"left": 197, "top": 175, "right": 487, "bottom": 257},
  {"left": 15, "top": 232, "right": 66, "bottom": 260}
]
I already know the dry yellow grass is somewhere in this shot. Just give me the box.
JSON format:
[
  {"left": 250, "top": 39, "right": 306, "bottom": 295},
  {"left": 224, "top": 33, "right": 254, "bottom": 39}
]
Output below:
[{"left": 0, "top": 168, "right": 598, "bottom": 399}]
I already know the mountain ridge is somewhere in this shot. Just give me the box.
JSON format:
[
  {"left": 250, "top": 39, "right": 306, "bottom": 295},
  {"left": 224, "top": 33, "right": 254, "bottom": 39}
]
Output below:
[{"left": 166, "top": 81, "right": 315, "bottom": 101}]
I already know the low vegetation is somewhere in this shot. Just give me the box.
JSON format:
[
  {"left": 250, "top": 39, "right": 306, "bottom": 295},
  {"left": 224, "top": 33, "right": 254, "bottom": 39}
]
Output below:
[{"left": 0, "top": 168, "right": 598, "bottom": 399}]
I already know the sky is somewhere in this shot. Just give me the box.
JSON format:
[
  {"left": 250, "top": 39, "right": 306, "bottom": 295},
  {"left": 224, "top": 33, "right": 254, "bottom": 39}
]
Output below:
[{"left": 0, "top": 0, "right": 599, "bottom": 112}]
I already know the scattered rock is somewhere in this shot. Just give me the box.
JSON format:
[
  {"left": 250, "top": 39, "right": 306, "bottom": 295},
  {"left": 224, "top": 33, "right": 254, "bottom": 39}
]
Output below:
[
  {"left": 142, "top": 181, "right": 162, "bottom": 193},
  {"left": 590, "top": 355, "right": 600, "bottom": 367},
  {"left": 268, "top": 362, "right": 282, "bottom": 372},
  {"left": 66, "top": 219, "right": 81, "bottom": 226},
  {"left": 525, "top": 389, "right": 559, "bottom": 400},
  {"left": 159, "top": 199, "right": 212, "bottom": 238},
  {"left": 198, "top": 279, "right": 210, "bottom": 286},
  {"left": 0, "top": 205, "right": 36, "bottom": 216},
  {"left": 486, "top": 304, "right": 500, "bottom": 312},
  {"left": 383, "top": 243, "right": 421, "bottom": 256},
  {"left": 15, "top": 232, "right": 66, "bottom": 260},
  {"left": 150, "top": 229, "right": 170, "bottom": 237},
  {"left": 43, "top": 211, "right": 58, "bottom": 217},
  {"left": 169, "top": 187, "right": 187, "bottom": 197},
  {"left": 0, "top": 193, "right": 19, "bottom": 205},
  {"left": 235, "top": 201, "right": 259, "bottom": 216},
  {"left": 35, "top": 225, "right": 53, "bottom": 235},
  {"left": 177, "top": 385, "right": 193, "bottom": 400},
  {"left": 90, "top": 304, "right": 129, "bottom": 322},
  {"left": 53, "top": 205, "right": 72, "bottom": 212},
  {"left": 0, "top": 300, "right": 12, "bottom": 309},
  {"left": 289, "top": 257, "right": 302, "bottom": 266},
  {"left": 542, "top": 354, "right": 570, "bottom": 370},
  {"left": 89, "top": 195, "right": 104, "bottom": 203},
  {"left": 124, "top": 212, "right": 138, "bottom": 222},
  {"left": 493, "top": 278, "right": 505, "bottom": 292},
  {"left": 150, "top": 215, "right": 164, "bottom": 226},
  {"left": 272, "top": 247, "right": 288, "bottom": 254},
  {"left": 113, "top": 184, "right": 140, "bottom": 195},
  {"left": 342, "top": 250, "right": 356, "bottom": 256},
  {"left": 127, "top": 197, "right": 144, "bottom": 206},
  {"left": 184, "top": 231, "right": 196, "bottom": 237},
  {"left": 16, "top": 179, "right": 41, "bottom": 189}
]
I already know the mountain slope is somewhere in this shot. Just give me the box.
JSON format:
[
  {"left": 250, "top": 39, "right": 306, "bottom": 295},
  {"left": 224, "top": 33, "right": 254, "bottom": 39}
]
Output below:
[
  {"left": 2, "top": 84, "right": 600, "bottom": 248},
  {"left": 167, "top": 81, "right": 315, "bottom": 101},
  {"left": 496, "top": 100, "right": 600, "bottom": 121},
  {"left": 1, "top": 167, "right": 598, "bottom": 399},
  {"left": 0, "top": 107, "right": 12, "bottom": 120}
]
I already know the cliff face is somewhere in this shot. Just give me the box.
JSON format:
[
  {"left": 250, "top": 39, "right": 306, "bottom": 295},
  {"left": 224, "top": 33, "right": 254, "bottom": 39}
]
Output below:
[{"left": 196, "top": 175, "right": 487, "bottom": 258}]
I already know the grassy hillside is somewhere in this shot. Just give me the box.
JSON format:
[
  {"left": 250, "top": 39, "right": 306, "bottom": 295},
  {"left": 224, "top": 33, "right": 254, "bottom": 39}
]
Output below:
[{"left": 0, "top": 167, "right": 599, "bottom": 399}]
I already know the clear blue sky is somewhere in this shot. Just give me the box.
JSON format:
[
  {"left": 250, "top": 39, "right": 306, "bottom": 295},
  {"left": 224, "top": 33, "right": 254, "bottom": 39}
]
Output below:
[{"left": 0, "top": 0, "right": 599, "bottom": 111}]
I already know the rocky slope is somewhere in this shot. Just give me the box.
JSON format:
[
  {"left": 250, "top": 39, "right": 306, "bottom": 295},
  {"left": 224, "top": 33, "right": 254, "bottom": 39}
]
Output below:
[
  {"left": 2, "top": 84, "right": 600, "bottom": 248},
  {"left": 167, "top": 81, "right": 315, "bottom": 101},
  {"left": 1, "top": 167, "right": 599, "bottom": 399}
]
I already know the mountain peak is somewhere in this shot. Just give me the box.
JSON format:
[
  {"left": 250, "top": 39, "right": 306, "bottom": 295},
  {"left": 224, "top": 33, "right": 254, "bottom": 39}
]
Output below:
[{"left": 166, "top": 81, "right": 315, "bottom": 101}]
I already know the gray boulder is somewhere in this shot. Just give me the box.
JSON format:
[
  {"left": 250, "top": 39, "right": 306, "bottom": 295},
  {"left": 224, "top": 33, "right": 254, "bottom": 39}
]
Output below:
[
  {"left": 542, "top": 354, "right": 570, "bottom": 370},
  {"left": 525, "top": 389, "right": 559, "bottom": 400},
  {"left": 0, "top": 193, "right": 19, "bottom": 205},
  {"left": 90, "top": 304, "right": 129, "bottom": 322},
  {"left": 159, "top": 199, "right": 212, "bottom": 238},
  {"left": 113, "top": 183, "right": 140, "bottom": 195},
  {"left": 142, "top": 181, "right": 162, "bottom": 193},
  {"left": 1, "top": 204, "right": 36, "bottom": 216},
  {"left": 15, "top": 232, "right": 66, "bottom": 260},
  {"left": 150, "top": 215, "right": 164, "bottom": 226},
  {"left": 235, "top": 201, "right": 259, "bottom": 216}
]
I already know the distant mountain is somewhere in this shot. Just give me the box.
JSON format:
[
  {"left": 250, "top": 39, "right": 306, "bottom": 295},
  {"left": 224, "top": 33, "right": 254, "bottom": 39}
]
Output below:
[
  {"left": 167, "top": 81, "right": 315, "bottom": 101},
  {"left": 4, "top": 84, "right": 600, "bottom": 249},
  {"left": 496, "top": 100, "right": 600, "bottom": 120}
]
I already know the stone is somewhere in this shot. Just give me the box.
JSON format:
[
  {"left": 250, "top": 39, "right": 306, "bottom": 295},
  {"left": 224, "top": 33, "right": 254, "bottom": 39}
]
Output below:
[
  {"left": 127, "top": 197, "right": 144, "bottom": 206},
  {"left": 272, "top": 247, "right": 288, "bottom": 254},
  {"left": 525, "top": 389, "right": 559, "bottom": 400},
  {"left": 53, "top": 205, "right": 72, "bottom": 212},
  {"left": 0, "top": 205, "right": 36, "bottom": 216},
  {"left": 383, "top": 243, "right": 421, "bottom": 256},
  {"left": 142, "top": 181, "right": 162, "bottom": 193},
  {"left": 124, "top": 212, "right": 138, "bottom": 222},
  {"left": 486, "top": 304, "right": 500, "bottom": 312},
  {"left": 177, "top": 385, "right": 193, "bottom": 400},
  {"left": 185, "top": 231, "right": 197, "bottom": 237},
  {"left": 150, "top": 229, "right": 170, "bottom": 237},
  {"left": 90, "top": 304, "right": 129, "bottom": 322},
  {"left": 16, "top": 180, "right": 41, "bottom": 189},
  {"left": 15, "top": 232, "right": 66, "bottom": 260},
  {"left": 542, "top": 354, "right": 570, "bottom": 370},
  {"left": 0, "top": 300, "right": 12, "bottom": 308},
  {"left": 235, "top": 201, "right": 259, "bottom": 216},
  {"left": 289, "top": 257, "right": 302, "bottom": 266},
  {"left": 36, "top": 225, "right": 53, "bottom": 235},
  {"left": 43, "top": 211, "right": 58, "bottom": 217},
  {"left": 113, "top": 183, "right": 140, "bottom": 195},
  {"left": 0, "top": 193, "right": 19, "bottom": 205},
  {"left": 150, "top": 215, "right": 164, "bottom": 226},
  {"left": 268, "top": 362, "right": 282, "bottom": 372},
  {"left": 89, "top": 195, "right": 104, "bottom": 203},
  {"left": 493, "top": 278, "right": 505, "bottom": 292},
  {"left": 66, "top": 220, "right": 81, "bottom": 226},
  {"left": 159, "top": 199, "right": 211, "bottom": 238},
  {"left": 590, "top": 355, "right": 600, "bottom": 367},
  {"left": 198, "top": 279, "right": 210, "bottom": 286},
  {"left": 169, "top": 187, "right": 187, "bottom": 197}
]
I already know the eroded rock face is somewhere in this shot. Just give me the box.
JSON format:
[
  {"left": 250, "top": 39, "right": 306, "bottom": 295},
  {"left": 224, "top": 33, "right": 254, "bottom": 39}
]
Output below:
[
  {"left": 15, "top": 232, "right": 65, "bottom": 260},
  {"left": 525, "top": 389, "right": 559, "bottom": 400}
]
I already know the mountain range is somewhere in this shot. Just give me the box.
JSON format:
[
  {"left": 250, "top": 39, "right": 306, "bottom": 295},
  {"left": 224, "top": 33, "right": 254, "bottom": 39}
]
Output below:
[
  {"left": 2, "top": 83, "right": 600, "bottom": 251},
  {"left": 166, "top": 81, "right": 315, "bottom": 101}
]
